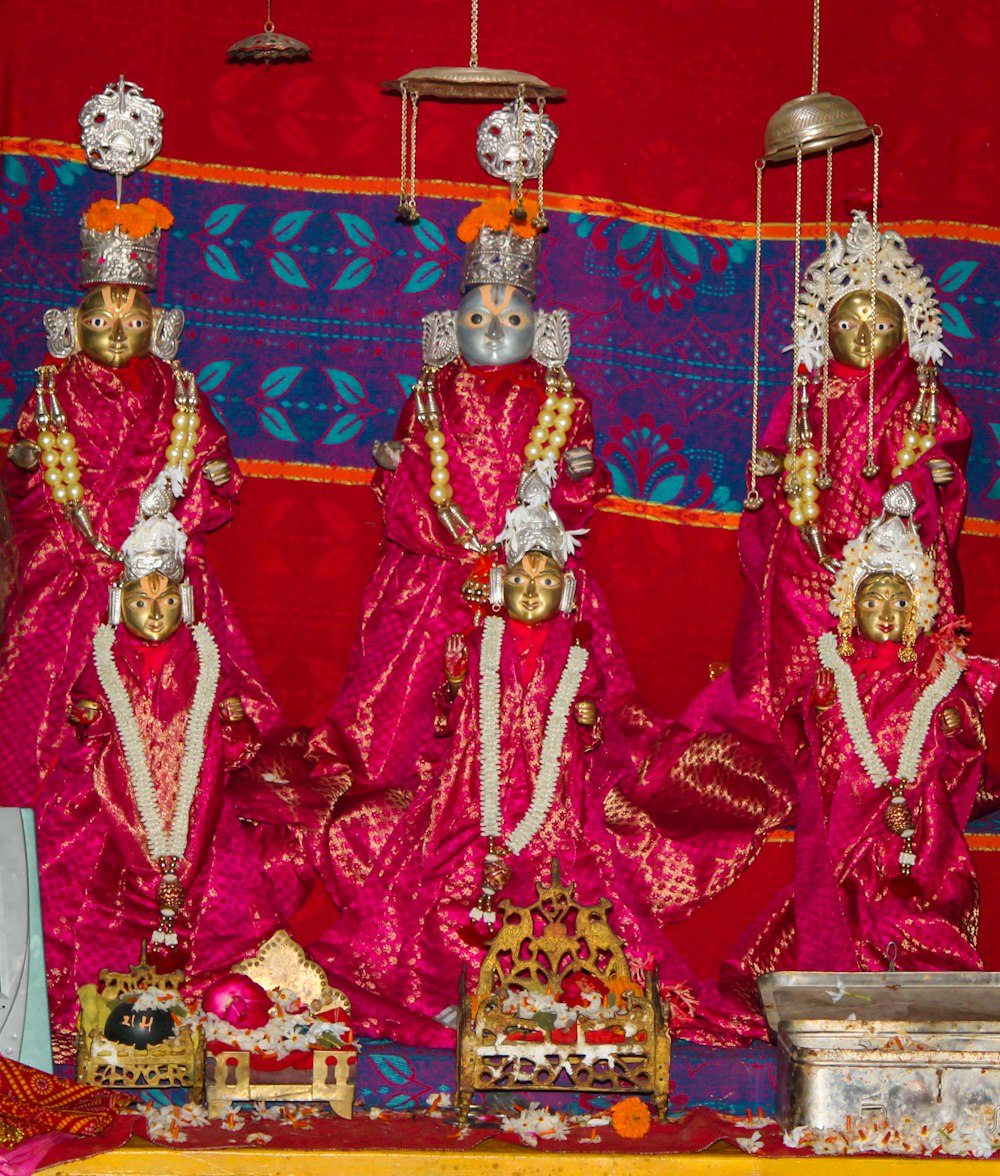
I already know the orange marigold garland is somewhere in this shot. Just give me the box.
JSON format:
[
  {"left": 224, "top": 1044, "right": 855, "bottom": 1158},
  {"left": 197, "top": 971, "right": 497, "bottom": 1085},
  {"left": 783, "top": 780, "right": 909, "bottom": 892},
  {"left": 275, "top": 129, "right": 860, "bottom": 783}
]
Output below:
[
  {"left": 611, "top": 1096, "right": 652, "bottom": 1140},
  {"left": 83, "top": 198, "right": 174, "bottom": 238},
  {"left": 457, "top": 196, "right": 540, "bottom": 243}
]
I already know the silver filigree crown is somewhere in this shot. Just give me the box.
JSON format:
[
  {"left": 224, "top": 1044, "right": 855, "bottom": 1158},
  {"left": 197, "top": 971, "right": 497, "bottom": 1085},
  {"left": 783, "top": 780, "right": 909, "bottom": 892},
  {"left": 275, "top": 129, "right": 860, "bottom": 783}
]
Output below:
[
  {"left": 80, "top": 224, "right": 161, "bottom": 289},
  {"left": 79, "top": 78, "right": 163, "bottom": 181},
  {"left": 461, "top": 226, "right": 541, "bottom": 299},
  {"left": 475, "top": 103, "right": 559, "bottom": 183},
  {"left": 830, "top": 482, "right": 939, "bottom": 631},
  {"left": 796, "top": 210, "right": 949, "bottom": 372},
  {"left": 495, "top": 457, "right": 586, "bottom": 568},
  {"left": 120, "top": 472, "right": 188, "bottom": 584}
]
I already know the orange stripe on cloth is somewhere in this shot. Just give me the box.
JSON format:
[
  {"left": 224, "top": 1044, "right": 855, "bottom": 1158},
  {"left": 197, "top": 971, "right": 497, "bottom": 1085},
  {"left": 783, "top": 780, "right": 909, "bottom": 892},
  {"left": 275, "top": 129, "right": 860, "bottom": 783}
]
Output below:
[
  {"left": 4, "top": 137, "right": 1000, "bottom": 244},
  {"left": 0, "top": 439, "right": 992, "bottom": 535}
]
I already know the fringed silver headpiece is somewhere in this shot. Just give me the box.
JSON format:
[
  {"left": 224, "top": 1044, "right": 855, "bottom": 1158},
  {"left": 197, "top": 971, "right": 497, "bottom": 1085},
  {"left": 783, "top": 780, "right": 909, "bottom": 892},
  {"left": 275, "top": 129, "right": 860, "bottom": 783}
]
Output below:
[{"left": 796, "top": 210, "right": 949, "bottom": 373}]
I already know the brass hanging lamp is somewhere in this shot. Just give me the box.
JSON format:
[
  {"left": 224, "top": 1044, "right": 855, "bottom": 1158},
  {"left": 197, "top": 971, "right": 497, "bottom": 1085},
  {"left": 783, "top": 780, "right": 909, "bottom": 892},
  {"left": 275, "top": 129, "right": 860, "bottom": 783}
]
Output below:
[
  {"left": 384, "top": 1, "right": 564, "bottom": 223},
  {"left": 744, "top": 0, "right": 881, "bottom": 514},
  {"left": 227, "top": 0, "right": 311, "bottom": 64}
]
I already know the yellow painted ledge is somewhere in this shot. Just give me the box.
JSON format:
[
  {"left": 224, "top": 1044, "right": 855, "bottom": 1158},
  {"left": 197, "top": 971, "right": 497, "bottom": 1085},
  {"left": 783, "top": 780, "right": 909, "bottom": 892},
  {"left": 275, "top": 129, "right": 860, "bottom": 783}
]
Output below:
[{"left": 47, "top": 1138, "right": 991, "bottom": 1175}]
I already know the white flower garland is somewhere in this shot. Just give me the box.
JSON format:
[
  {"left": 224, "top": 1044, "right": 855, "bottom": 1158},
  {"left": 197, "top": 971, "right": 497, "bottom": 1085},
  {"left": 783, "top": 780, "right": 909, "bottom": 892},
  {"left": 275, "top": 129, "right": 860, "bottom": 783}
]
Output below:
[
  {"left": 478, "top": 614, "right": 589, "bottom": 855},
  {"left": 817, "top": 631, "right": 963, "bottom": 789},
  {"left": 93, "top": 622, "right": 221, "bottom": 863}
]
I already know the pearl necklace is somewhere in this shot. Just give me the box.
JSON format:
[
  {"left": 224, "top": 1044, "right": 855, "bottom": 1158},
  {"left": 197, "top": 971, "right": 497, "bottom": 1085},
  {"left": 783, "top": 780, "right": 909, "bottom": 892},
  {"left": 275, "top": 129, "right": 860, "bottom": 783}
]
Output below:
[
  {"left": 817, "top": 630, "right": 963, "bottom": 878},
  {"left": 784, "top": 364, "right": 939, "bottom": 534},
  {"left": 93, "top": 622, "right": 220, "bottom": 946},
  {"left": 472, "top": 614, "right": 589, "bottom": 923},
  {"left": 33, "top": 360, "right": 201, "bottom": 558},
  {"left": 413, "top": 361, "right": 577, "bottom": 554}
]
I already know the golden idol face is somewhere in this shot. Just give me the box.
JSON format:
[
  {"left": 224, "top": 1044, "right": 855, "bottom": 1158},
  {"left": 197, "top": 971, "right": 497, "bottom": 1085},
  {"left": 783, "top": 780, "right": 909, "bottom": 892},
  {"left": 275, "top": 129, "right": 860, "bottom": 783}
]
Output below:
[
  {"left": 121, "top": 573, "right": 183, "bottom": 643},
  {"left": 855, "top": 572, "right": 912, "bottom": 644},
  {"left": 456, "top": 284, "right": 535, "bottom": 367},
  {"left": 77, "top": 284, "right": 153, "bottom": 368},
  {"left": 503, "top": 551, "right": 564, "bottom": 625},
  {"left": 828, "top": 289, "right": 906, "bottom": 369}
]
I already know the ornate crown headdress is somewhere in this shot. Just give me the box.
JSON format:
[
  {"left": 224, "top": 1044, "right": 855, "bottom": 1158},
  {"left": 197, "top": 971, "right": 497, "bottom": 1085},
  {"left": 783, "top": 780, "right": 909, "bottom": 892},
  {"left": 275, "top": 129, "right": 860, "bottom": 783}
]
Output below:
[
  {"left": 829, "top": 482, "right": 938, "bottom": 632},
  {"left": 77, "top": 77, "right": 170, "bottom": 289},
  {"left": 495, "top": 456, "right": 585, "bottom": 568},
  {"left": 80, "top": 198, "right": 173, "bottom": 289},
  {"left": 458, "top": 198, "right": 541, "bottom": 298},
  {"left": 795, "top": 210, "right": 949, "bottom": 373},
  {"left": 490, "top": 457, "right": 586, "bottom": 615},
  {"left": 110, "top": 471, "right": 194, "bottom": 625}
]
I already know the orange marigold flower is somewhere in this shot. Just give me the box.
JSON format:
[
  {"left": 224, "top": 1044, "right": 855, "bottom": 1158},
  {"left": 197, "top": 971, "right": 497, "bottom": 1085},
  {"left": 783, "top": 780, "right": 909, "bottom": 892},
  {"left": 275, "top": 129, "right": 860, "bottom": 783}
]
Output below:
[
  {"left": 83, "top": 198, "right": 174, "bottom": 239},
  {"left": 138, "top": 198, "right": 175, "bottom": 231},
  {"left": 83, "top": 199, "right": 121, "bottom": 233},
  {"left": 457, "top": 196, "right": 540, "bottom": 243},
  {"left": 611, "top": 1096, "right": 651, "bottom": 1139}
]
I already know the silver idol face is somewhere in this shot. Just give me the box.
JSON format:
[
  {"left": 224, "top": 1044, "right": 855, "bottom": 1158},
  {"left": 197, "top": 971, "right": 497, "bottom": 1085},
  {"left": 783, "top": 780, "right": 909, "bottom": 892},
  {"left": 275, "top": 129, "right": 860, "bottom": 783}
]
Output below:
[{"left": 456, "top": 284, "right": 535, "bottom": 368}]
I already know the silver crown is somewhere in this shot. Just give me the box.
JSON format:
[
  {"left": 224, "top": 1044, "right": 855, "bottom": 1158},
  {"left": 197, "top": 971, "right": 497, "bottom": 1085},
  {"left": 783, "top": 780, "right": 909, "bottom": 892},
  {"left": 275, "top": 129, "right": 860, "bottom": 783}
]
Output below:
[
  {"left": 461, "top": 226, "right": 541, "bottom": 298},
  {"left": 120, "top": 471, "right": 188, "bottom": 584},
  {"left": 830, "top": 482, "right": 939, "bottom": 631},
  {"left": 495, "top": 457, "right": 586, "bottom": 568},
  {"left": 80, "top": 224, "right": 161, "bottom": 289}
]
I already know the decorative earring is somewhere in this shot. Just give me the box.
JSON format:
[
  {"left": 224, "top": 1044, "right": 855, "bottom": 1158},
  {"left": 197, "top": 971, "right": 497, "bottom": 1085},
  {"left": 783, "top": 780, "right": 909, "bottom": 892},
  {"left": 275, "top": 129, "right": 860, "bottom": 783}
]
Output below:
[
  {"left": 181, "top": 581, "right": 195, "bottom": 626},
  {"left": 898, "top": 593, "right": 918, "bottom": 663},
  {"left": 559, "top": 571, "right": 577, "bottom": 616},
  {"left": 837, "top": 596, "right": 855, "bottom": 658},
  {"left": 488, "top": 564, "right": 505, "bottom": 611},
  {"left": 108, "top": 584, "right": 122, "bottom": 627}
]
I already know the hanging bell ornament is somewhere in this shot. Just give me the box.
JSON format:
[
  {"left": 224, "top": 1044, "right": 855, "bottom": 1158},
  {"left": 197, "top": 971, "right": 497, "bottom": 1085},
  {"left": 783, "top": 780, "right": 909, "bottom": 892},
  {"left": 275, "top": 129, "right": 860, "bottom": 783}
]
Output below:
[
  {"left": 884, "top": 794, "right": 915, "bottom": 837},
  {"left": 152, "top": 855, "right": 185, "bottom": 945}
]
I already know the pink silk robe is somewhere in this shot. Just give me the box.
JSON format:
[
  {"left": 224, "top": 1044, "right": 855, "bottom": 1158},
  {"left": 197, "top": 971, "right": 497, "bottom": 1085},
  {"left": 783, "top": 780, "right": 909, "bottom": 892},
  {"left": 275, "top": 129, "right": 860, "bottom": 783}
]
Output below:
[
  {"left": 43, "top": 625, "right": 294, "bottom": 1054},
  {"left": 731, "top": 347, "right": 970, "bottom": 770},
  {"left": 310, "top": 612, "right": 785, "bottom": 1048},
  {"left": 736, "top": 637, "right": 997, "bottom": 978},
  {"left": 308, "top": 357, "right": 614, "bottom": 801},
  {"left": 0, "top": 353, "right": 278, "bottom": 808}
]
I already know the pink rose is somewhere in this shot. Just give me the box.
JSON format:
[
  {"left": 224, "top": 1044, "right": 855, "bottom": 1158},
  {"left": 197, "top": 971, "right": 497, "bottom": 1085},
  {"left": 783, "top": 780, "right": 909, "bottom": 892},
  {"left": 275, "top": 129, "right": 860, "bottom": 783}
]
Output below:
[{"left": 202, "top": 974, "right": 273, "bottom": 1030}]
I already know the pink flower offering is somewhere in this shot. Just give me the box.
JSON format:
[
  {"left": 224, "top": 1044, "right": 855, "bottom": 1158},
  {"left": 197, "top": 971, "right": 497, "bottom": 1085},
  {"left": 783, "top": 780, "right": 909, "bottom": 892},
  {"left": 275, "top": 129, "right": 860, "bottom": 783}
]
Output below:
[{"left": 202, "top": 974, "right": 273, "bottom": 1029}]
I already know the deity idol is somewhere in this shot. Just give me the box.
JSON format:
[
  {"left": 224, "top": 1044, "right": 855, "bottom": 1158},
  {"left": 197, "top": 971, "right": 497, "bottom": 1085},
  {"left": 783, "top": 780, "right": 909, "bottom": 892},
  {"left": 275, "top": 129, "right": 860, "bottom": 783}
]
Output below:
[
  {"left": 0, "top": 195, "right": 275, "bottom": 807},
  {"left": 310, "top": 199, "right": 612, "bottom": 812},
  {"left": 742, "top": 484, "right": 995, "bottom": 975},
  {"left": 310, "top": 465, "right": 784, "bottom": 1047},
  {"left": 729, "top": 211, "right": 969, "bottom": 770},
  {"left": 42, "top": 485, "right": 289, "bottom": 1055}
]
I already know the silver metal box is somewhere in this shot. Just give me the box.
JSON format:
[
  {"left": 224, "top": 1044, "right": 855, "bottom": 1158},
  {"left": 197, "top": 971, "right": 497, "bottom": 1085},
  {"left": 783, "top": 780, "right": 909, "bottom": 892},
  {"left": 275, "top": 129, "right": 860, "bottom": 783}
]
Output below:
[{"left": 758, "top": 971, "right": 1000, "bottom": 1134}]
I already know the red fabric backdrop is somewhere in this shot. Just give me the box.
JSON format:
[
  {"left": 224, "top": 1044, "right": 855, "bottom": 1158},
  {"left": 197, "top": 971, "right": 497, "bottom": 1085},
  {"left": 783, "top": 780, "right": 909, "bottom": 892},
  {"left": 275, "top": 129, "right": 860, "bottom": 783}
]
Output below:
[
  {"left": 0, "top": 1, "right": 997, "bottom": 224},
  {"left": 1, "top": 1, "right": 998, "bottom": 973}
]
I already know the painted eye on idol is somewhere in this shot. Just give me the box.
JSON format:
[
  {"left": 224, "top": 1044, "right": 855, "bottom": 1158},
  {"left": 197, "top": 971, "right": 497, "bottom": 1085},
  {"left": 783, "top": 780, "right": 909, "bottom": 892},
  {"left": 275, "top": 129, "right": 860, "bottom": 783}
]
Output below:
[
  {"left": 509, "top": 314, "right": 521, "bottom": 325},
  {"left": 470, "top": 313, "right": 484, "bottom": 325}
]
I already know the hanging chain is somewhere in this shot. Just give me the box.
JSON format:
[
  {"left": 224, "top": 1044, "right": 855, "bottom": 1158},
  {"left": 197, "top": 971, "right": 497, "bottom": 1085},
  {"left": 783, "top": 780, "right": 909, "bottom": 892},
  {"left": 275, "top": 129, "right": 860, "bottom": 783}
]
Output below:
[
  {"left": 470, "top": 0, "right": 479, "bottom": 68},
  {"left": 816, "top": 146, "right": 833, "bottom": 489},
  {"left": 811, "top": 0, "right": 821, "bottom": 95},
  {"left": 511, "top": 84, "right": 527, "bottom": 222},
  {"left": 396, "top": 85, "right": 410, "bottom": 220},
  {"left": 744, "top": 159, "right": 766, "bottom": 512},
  {"left": 408, "top": 92, "right": 420, "bottom": 218},
  {"left": 862, "top": 128, "right": 882, "bottom": 478},
  {"left": 533, "top": 96, "right": 549, "bottom": 231},
  {"left": 787, "top": 144, "right": 804, "bottom": 466}
]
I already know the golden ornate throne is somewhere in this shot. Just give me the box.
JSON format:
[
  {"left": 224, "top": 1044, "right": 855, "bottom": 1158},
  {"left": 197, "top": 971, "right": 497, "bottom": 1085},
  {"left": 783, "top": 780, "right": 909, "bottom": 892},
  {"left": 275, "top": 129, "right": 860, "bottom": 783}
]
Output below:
[{"left": 456, "top": 861, "right": 670, "bottom": 1123}]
